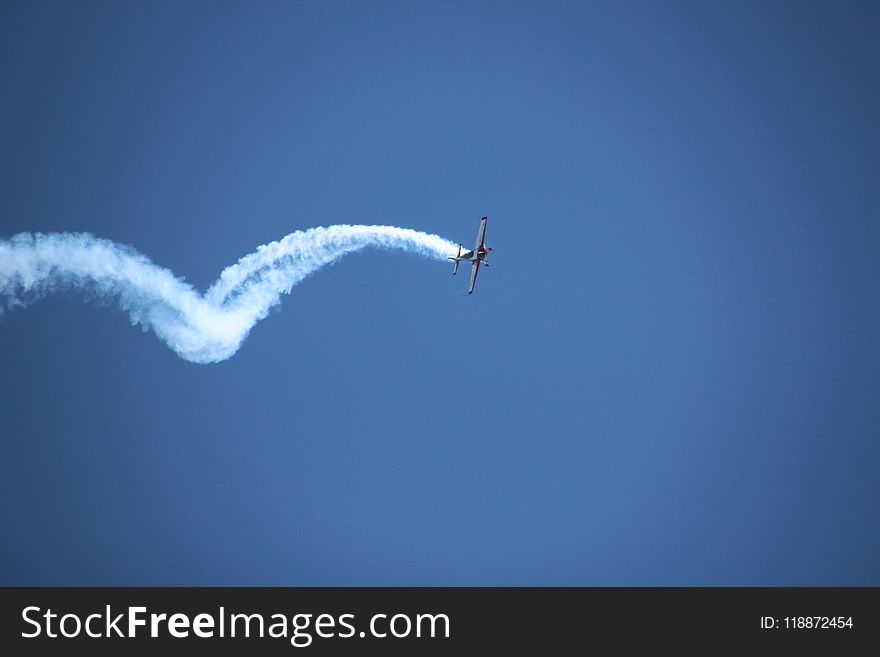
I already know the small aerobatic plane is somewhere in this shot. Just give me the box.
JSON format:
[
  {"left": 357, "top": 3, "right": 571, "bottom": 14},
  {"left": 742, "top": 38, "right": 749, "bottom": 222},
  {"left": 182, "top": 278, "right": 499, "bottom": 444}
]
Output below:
[{"left": 449, "top": 216, "right": 493, "bottom": 294}]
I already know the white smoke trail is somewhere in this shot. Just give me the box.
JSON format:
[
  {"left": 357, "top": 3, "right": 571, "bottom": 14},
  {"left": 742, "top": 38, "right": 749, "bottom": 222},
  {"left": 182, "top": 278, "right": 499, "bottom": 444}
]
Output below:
[{"left": 0, "top": 225, "right": 460, "bottom": 363}]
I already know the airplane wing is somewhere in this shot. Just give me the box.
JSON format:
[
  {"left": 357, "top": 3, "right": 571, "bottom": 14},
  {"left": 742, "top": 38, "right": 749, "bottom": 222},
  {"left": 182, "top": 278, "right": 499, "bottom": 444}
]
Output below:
[
  {"left": 474, "top": 216, "right": 487, "bottom": 252},
  {"left": 468, "top": 259, "right": 481, "bottom": 294}
]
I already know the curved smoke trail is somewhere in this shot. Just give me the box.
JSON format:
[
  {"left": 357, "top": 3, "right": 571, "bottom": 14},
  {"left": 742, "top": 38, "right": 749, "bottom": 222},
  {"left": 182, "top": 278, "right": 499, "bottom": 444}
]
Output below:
[{"left": 0, "top": 225, "right": 459, "bottom": 363}]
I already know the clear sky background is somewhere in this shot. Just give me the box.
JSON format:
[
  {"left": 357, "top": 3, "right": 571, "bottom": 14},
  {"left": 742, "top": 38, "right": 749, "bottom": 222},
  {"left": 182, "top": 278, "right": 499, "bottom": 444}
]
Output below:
[{"left": 1, "top": 1, "right": 878, "bottom": 585}]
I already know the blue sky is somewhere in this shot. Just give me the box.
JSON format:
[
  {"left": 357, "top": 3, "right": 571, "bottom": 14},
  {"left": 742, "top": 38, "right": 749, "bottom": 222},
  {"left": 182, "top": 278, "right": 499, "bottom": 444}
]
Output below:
[{"left": 1, "top": 0, "right": 878, "bottom": 584}]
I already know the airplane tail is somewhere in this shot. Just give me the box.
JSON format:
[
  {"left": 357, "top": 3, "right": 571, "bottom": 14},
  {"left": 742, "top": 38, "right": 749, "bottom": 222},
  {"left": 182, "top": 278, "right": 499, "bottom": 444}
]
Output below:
[{"left": 449, "top": 244, "right": 462, "bottom": 275}]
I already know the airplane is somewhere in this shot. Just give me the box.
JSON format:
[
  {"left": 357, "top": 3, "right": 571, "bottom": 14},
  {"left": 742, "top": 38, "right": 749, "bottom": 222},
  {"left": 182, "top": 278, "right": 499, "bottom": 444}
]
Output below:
[{"left": 449, "top": 216, "right": 493, "bottom": 294}]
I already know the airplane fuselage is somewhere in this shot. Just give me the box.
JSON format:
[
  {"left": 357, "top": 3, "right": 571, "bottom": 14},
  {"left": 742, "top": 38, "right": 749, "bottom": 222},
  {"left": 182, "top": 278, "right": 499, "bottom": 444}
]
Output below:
[{"left": 457, "top": 246, "right": 492, "bottom": 262}]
